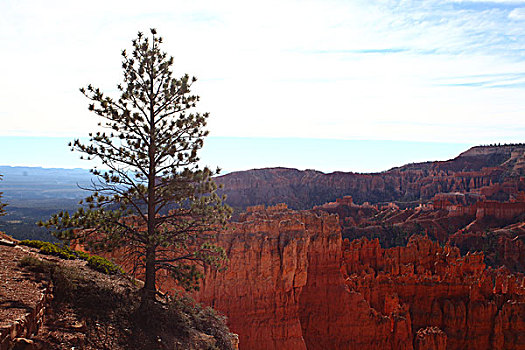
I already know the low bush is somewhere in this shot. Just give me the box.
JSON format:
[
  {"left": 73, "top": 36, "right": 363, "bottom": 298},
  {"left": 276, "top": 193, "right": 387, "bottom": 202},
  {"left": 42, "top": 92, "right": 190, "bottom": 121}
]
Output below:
[
  {"left": 18, "top": 239, "right": 122, "bottom": 275},
  {"left": 193, "top": 304, "right": 237, "bottom": 349},
  {"left": 39, "top": 243, "right": 76, "bottom": 260},
  {"left": 18, "top": 256, "right": 123, "bottom": 315},
  {"left": 130, "top": 294, "right": 237, "bottom": 350},
  {"left": 87, "top": 255, "right": 123, "bottom": 275},
  {"left": 18, "top": 254, "right": 235, "bottom": 349},
  {"left": 20, "top": 240, "right": 75, "bottom": 259},
  {"left": 74, "top": 250, "right": 90, "bottom": 260}
]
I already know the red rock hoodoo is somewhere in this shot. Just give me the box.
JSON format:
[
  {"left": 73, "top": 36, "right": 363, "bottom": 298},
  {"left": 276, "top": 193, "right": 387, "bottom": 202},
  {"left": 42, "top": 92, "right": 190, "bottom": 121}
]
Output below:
[
  {"left": 195, "top": 205, "right": 525, "bottom": 350},
  {"left": 343, "top": 236, "right": 525, "bottom": 349},
  {"left": 315, "top": 191, "right": 525, "bottom": 272}
]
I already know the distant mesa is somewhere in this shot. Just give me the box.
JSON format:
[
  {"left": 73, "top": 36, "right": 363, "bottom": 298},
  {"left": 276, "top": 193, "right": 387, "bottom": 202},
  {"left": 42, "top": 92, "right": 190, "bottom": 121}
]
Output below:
[{"left": 216, "top": 144, "right": 525, "bottom": 210}]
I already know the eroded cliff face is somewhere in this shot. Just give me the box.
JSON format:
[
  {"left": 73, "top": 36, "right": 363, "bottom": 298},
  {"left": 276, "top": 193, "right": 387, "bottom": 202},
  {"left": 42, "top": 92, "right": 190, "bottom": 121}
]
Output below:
[
  {"left": 343, "top": 236, "right": 525, "bottom": 350},
  {"left": 195, "top": 204, "right": 411, "bottom": 350},
  {"left": 296, "top": 208, "right": 411, "bottom": 350},
  {"left": 316, "top": 193, "right": 525, "bottom": 272},
  {"left": 195, "top": 205, "right": 525, "bottom": 350},
  {"left": 195, "top": 204, "right": 312, "bottom": 349}
]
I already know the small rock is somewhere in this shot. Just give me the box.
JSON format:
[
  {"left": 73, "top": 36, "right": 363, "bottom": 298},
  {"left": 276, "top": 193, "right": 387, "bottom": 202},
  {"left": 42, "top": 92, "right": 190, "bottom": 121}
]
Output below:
[
  {"left": 0, "top": 238, "right": 16, "bottom": 247},
  {"left": 69, "top": 321, "right": 85, "bottom": 331}
]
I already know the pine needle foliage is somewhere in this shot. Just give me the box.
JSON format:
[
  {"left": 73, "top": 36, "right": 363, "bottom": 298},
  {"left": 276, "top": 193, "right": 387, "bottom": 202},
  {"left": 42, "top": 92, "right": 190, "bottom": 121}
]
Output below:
[{"left": 40, "top": 29, "right": 231, "bottom": 304}]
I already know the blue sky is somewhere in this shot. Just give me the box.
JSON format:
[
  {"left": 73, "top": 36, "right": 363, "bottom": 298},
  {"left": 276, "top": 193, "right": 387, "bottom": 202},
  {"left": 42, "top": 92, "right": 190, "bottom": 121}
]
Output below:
[{"left": 0, "top": 0, "right": 524, "bottom": 172}]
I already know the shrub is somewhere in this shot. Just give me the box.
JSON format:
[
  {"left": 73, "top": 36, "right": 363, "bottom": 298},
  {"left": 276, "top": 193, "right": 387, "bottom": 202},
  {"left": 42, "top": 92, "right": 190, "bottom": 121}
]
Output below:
[
  {"left": 194, "top": 305, "right": 237, "bottom": 350},
  {"left": 19, "top": 240, "right": 123, "bottom": 275},
  {"left": 19, "top": 239, "right": 76, "bottom": 259},
  {"left": 39, "top": 243, "right": 77, "bottom": 260},
  {"left": 50, "top": 265, "right": 79, "bottom": 303},
  {"left": 74, "top": 250, "right": 90, "bottom": 260},
  {"left": 19, "top": 254, "right": 235, "bottom": 349},
  {"left": 87, "top": 255, "right": 123, "bottom": 275},
  {"left": 18, "top": 255, "right": 54, "bottom": 273}
]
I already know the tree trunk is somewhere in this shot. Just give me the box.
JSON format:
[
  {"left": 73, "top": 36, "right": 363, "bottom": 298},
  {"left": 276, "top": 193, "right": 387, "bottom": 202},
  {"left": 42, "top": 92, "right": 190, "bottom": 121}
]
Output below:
[
  {"left": 142, "top": 243, "right": 156, "bottom": 304},
  {"left": 142, "top": 43, "right": 158, "bottom": 307}
]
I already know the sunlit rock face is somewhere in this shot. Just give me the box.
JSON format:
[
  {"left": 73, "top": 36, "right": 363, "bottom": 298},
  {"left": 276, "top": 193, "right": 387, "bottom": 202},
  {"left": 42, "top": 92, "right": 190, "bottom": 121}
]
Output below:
[
  {"left": 195, "top": 205, "right": 525, "bottom": 350},
  {"left": 195, "top": 204, "right": 313, "bottom": 350}
]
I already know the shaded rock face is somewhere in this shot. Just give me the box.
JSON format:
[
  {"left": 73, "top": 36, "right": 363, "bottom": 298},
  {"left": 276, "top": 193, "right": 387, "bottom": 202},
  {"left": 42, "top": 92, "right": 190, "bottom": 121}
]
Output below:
[
  {"left": 448, "top": 222, "right": 525, "bottom": 272},
  {"left": 296, "top": 209, "right": 411, "bottom": 350},
  {"left": 216, "top": 145, "right": 525, "bottom": 210},
  {"left": 343, "top": 236, "right": 525, "bottom": 350},
  {"left": 195, "top": 205, "right": 525, "bottom": 350},
  {"left": 414, "top": 327, "right": 447, "bottom": 350}
]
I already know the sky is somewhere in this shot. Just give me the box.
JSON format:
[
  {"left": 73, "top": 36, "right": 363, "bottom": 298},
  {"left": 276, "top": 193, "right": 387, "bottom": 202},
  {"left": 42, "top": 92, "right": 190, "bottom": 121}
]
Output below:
[{"left": 0, "top": 0, "right": 524, "bottom": 172}]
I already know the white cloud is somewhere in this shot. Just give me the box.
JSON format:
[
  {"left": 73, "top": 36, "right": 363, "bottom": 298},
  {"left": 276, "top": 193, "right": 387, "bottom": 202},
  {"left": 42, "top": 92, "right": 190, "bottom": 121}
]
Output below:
[
  {"left": 0, "top": 0, "right": 524, "bottom": 145},
  {"left": 509, "top": 7, "right": 525, "bottom": 19},
  {"left": 447, "top": 0, "right": 525, "bottom": 3}
]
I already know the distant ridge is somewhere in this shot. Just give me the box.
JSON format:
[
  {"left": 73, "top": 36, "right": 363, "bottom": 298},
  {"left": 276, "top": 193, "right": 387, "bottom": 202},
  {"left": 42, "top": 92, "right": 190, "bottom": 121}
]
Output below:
[
  {"left": 1, "top": 144, "right": 525, "bottom": 221},
  {"left": 0, "top": 166, "right": 92, "bottom": 202},
  {"left": 216, "top": 145, "right": 525, "bottom": 209}
]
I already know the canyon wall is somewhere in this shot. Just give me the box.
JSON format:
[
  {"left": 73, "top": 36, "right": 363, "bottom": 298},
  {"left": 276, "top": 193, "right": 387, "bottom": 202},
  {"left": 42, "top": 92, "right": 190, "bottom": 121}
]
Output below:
[
  {"left": 195, "top": 205, "right": 525, "bottom": 350},
  {"left": 195, "top": 204, "right": 411, "bottom": 350},
  {"left": 196, "top": 204, "right": 312, "bottom": 349}
]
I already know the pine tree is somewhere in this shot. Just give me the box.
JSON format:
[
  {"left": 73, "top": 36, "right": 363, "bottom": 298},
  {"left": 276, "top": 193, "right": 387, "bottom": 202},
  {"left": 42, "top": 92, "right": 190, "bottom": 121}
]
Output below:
[{"left": 41, "top": 29, "right": 231, "bottom": 305}]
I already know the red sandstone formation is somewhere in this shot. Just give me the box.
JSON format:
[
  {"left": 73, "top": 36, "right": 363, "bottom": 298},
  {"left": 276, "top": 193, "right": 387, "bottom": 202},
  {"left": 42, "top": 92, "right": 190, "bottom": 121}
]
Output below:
[
  {"left": 195, "top": 204, "right": 412, "bottom": 350},
  {"left": 449, "top": 222, "right": 525, "bottom": 271},
  {"left": 316, "top": 195, "right": 473, "bottom": 246},
  {"left": 342, "top": 236, "right": 525, "bottom": 349},
  {"left": 216, "top": 144, "right": 525, "bottom": 272},
  {"left": 414, "top": 327, "right": 446, "bottom": 350},
  {"left": 314, "top": 192, "right": 525, "bottom": 272},
  {"left": 197, "top": 203, "right": 312, "bottom": 349},
  {"left": 432, "top": 194, "right": 525, "bottom": 220},
  {"left": 193, "top": 205, "right": 525, "bottom": 350}
]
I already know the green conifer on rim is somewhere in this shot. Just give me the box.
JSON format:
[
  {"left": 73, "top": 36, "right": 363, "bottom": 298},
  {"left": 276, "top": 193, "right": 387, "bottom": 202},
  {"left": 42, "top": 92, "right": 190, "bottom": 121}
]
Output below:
[{"left": 40, "top": 29, "right": 231, "bottom": 307}]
